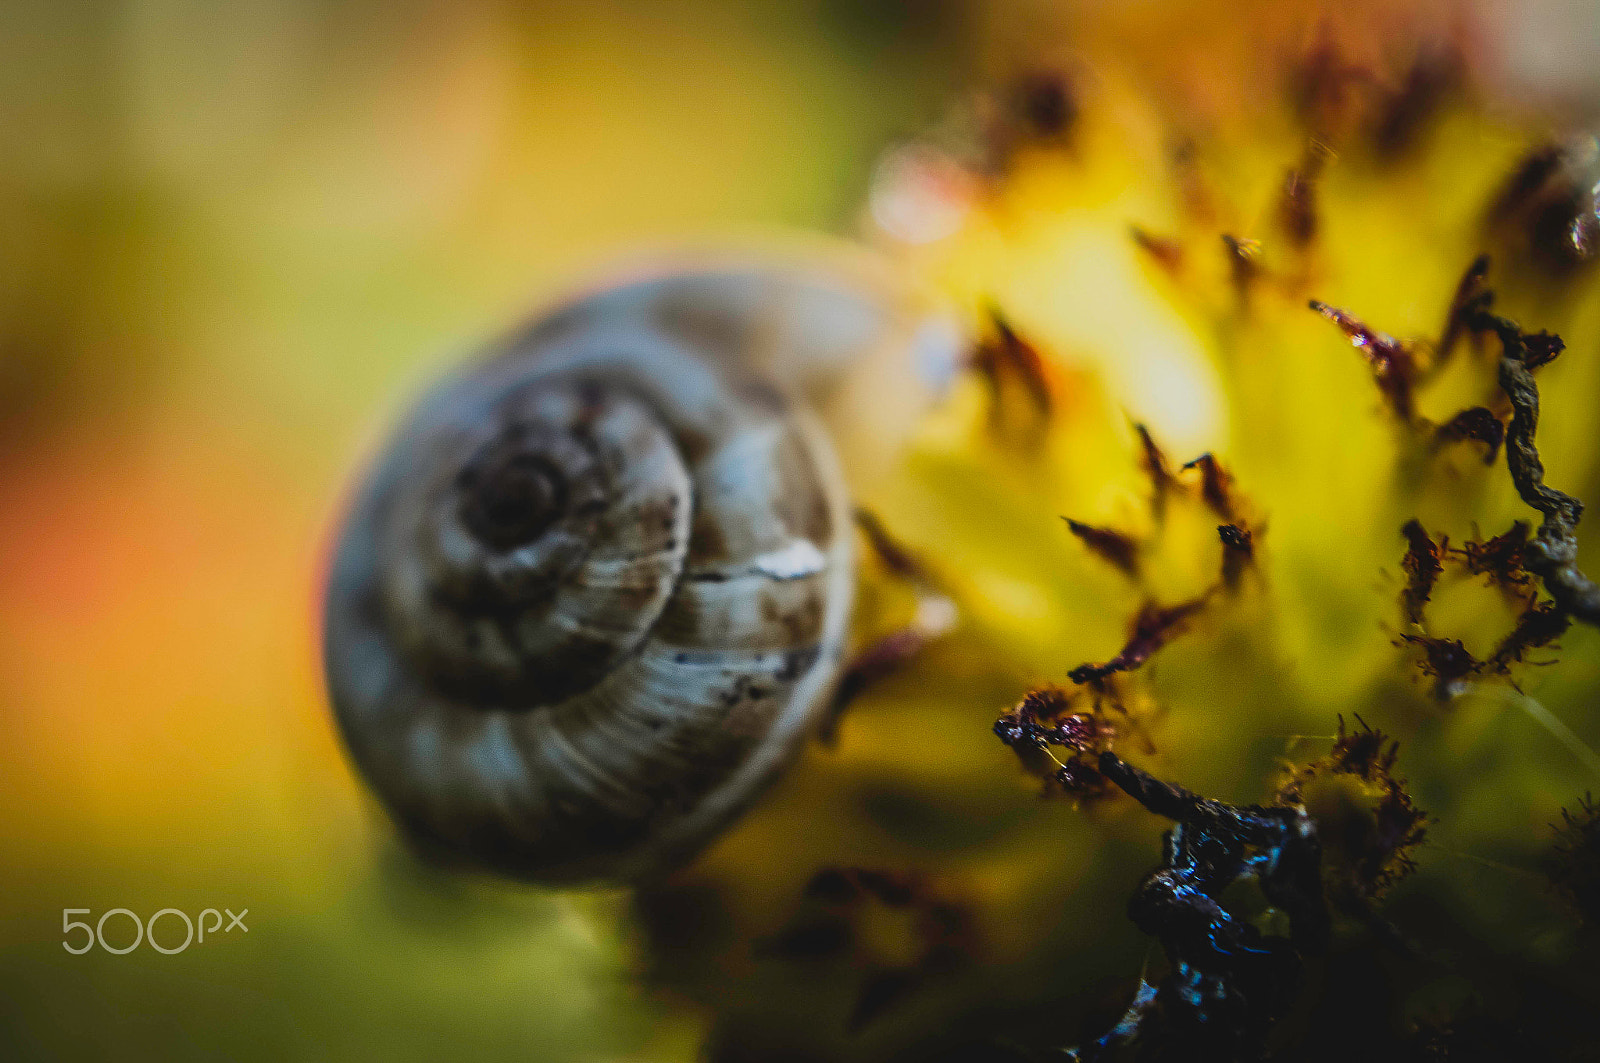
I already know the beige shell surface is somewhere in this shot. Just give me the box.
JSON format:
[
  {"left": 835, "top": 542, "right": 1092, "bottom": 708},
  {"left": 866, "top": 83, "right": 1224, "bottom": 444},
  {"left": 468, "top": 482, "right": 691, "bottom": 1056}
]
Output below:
[{"left": 323, "top": 257, "right": 923, "bottom": 884}]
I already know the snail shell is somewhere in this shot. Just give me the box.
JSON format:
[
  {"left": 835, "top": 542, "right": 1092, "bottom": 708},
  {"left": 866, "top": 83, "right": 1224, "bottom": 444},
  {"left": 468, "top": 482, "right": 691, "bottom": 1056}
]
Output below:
[{"left": 324, "top": 257, "right": 910, "bottom": 884}]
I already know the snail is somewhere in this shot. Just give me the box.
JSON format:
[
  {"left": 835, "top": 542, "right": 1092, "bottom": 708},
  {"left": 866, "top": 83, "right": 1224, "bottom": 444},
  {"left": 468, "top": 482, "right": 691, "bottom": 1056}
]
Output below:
[{"left": 323, "top": 253, "right": 941, "bottom": 885}]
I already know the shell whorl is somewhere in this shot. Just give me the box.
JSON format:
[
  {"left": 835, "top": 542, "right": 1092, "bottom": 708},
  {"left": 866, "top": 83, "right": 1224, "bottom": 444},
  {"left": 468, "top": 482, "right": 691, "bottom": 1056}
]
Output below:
[{"left": 324, "top": 264, "right": 865, "bottom": 884}]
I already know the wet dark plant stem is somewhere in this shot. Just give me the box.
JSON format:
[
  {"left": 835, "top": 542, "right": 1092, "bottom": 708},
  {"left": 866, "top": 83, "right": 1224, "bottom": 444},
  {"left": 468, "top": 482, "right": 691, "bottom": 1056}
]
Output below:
[{"left": 1473, "top": 309, "right": 1600, "bottom": 626}]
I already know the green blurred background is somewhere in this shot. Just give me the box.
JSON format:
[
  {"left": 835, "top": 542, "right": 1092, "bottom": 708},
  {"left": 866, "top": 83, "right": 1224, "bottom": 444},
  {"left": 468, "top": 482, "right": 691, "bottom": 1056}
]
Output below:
[{"left": 0, "top": 2, "right": 963, "bottom": 1058}]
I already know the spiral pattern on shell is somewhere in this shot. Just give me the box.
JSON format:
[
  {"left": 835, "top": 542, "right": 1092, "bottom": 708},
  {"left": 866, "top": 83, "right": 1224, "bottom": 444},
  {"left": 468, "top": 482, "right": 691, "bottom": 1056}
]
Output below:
[{"left": 323, "top": 264, "right": 873, "bottom": 883}]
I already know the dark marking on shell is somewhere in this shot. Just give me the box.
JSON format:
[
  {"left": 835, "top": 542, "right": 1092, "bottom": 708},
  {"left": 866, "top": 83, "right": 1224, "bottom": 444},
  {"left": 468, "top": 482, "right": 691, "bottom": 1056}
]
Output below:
[{"left": 776, "top": 645, "right": 823, "bottom": 682}]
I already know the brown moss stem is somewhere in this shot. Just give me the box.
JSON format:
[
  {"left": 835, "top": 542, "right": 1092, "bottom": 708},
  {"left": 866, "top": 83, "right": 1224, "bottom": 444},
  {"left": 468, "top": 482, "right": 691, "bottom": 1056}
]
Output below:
[{"left": 1472, "top": 308, "right": 1600, "bottom": 626}]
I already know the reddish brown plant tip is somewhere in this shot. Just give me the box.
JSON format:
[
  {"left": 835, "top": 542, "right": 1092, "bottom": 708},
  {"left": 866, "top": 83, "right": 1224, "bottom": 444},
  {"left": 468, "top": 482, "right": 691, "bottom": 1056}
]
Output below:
[
  {"left": 1399, "top": 632, "right": 1479, "bottom": 699},
  {"left": 825, "top": 510, "right": 951, "bottom": 739},
  {"left": 1530, "top": 178, "right": 1597, "bottom": 265},
  {"left": 973, "top": 309, "right": 1053, "bottom": 431},
  {"left": 1222, "top": 233, "right": 1262, "bottom": 296},
  {"left": 980, "top": 68, "right": 1081, "bottom": 174},
  {"left": 1063, "top": 517, "right": 1140, "bottom": 577},
  {"left": 1129, "top": 225, "right": 1185, "bottom": 274},
  {"left": 826, "top": 630, "right": 929, "bottom": 738},
  {"left": 1068, "top": 596, "right": 1209, "bottom": 684},
  {"left": 1521, "top": 330, "right": 1565, "bottom": 369},
  {"left": 1487, "top": 600, "right": 1570, "bottom": 673},
  {"left": 1453, "top": 521, "right": 1533, "bottom": 597},
  {"left": 1439, "top": 253, "right": 1491, "bottom": 359},
  {"left": 1487, "top": 140, "right": 1600, "bottom": 267},
  {"left": 994, "top": 686, "right": 1071, "bottom": 751},
  {"left": 1435, "top": 406, "right": 1505, "bottom": 463},
  {"left": 1489, "top": 143, "right": 1565, "bottom": 222},
  {"left": 1171, "top": 137, "right": 1218, "bottom": 224},
  {"left": 1290, "top": 29, "right": 1370, "bottom": 138},
  {"left": 1309, "top": 299, "right": 1418, "bottom": 420},
  {"left": 1399, "top": 519, "right": 1445, "bottom": 626},
  {"left": 1009, "top": 69, "right": 1078, "bottom": 141},
  {"left": 995, "top": 686, "right": 1115, "bottom": 801},
  {"left": 1134, "top": 422, "right": 1170, "bottom": 482},
  {"left": 1016, "top": 684, "right": 1075, "bottom": 718},
  {"left": 1133, "top": 423, "right": 1174, "bottom": 515},
  {"left": 1322, "top": 715, "right": 1399, "bottom": 781},
  {"left": 997, "top": 686, "right": 1111, "bottom": 753},
  {"left": 1051, "top": 711, "right": 1107, "bottom": 752},
  {"left": 1181, "top": 452, "right": 1237, "bottom": 519},
  {"left": 1278, "top": 142, "right": 1333, "bottom": 248},
  {"left": 1051, "top": 755, "right": 1113, "bottom": 800},
  {"left": 854, "top": 507, "right": 926, "bottom": 581},
  {"left": 1371, "top": 47, "right": 1459, "bottom": 158},
  {"left": 1219, "top": 523, "right": 1254, "bottom": 589},
  {"left": 1281, "top": 167, "right": 1318, "bottom": 246}
]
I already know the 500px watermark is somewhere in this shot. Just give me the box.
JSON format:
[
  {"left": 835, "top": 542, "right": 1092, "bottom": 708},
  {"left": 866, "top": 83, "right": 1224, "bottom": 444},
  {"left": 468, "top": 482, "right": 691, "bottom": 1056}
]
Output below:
[{"left": 62, "top": 908, "right": 248, "bottom": 955}]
